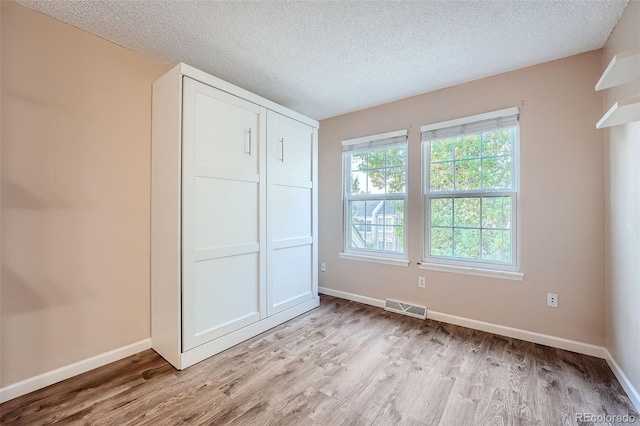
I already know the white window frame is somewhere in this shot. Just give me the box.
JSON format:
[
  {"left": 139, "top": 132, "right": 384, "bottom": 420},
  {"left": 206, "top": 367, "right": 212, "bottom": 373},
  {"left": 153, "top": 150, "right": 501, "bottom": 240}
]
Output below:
[
  {"left": 340, "top": 129, "right": 409, "bottom": 266},
  {"left": 420, "top": 108, "right": 523, "bottom": 280}
]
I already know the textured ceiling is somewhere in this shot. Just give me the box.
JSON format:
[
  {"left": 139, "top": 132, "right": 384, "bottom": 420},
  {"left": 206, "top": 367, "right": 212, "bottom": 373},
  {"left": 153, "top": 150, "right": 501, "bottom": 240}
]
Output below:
[{"left": 17, "top": 0, "right": 629, "bottom": 120}]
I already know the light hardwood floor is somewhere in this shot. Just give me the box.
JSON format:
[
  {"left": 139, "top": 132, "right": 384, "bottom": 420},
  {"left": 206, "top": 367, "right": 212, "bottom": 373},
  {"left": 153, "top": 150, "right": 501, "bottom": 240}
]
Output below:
[{"left": 1, "top": 295, "right": 637, "bottom": 425}]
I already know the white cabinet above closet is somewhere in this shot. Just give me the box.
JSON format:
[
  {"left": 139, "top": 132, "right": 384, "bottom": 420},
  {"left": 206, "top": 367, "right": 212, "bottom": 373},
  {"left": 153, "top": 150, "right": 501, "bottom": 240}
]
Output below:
[{"left": 151, "top": 63, "right": 319, "bottom": 369}]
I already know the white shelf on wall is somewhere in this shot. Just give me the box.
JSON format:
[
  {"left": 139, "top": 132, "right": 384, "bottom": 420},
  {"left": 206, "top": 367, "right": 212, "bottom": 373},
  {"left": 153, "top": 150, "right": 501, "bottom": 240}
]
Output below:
[
  {"left": 596, "top": 97, "right": 640, "bottom": 129},
  {"left": 595, "top": 49, "right": 640, "bottom": 91}
]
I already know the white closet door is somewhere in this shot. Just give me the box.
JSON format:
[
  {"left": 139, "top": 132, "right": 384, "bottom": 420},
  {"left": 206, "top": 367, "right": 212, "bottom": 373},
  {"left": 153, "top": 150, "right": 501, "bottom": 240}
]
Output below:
[
  {"left": 182, "top": 77, "right": 266, "bottom": 351},
  {"left": 267, "top": 110, "right": 315, "bottom": 316}
]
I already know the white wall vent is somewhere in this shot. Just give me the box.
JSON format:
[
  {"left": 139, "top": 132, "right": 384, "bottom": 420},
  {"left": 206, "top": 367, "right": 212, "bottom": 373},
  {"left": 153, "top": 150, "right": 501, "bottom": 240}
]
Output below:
[{"left": 384, "top": 299, "right": 427, "bottom": 320}]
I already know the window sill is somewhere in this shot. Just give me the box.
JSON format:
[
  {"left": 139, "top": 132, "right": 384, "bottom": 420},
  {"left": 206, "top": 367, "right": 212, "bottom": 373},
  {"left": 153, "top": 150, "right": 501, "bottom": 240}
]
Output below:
[
  {"left": 418, "top": 262, "right": 524, "bottom": 281},
  {"left": 339, "top": 252, "right": 409, "bottom": 267}
]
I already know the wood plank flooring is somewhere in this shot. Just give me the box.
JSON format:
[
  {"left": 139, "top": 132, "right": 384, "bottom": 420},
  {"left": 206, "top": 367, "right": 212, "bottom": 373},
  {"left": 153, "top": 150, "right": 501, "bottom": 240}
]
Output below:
[{"left": 1, "top": 295, "right": 637, "bottom": 425}]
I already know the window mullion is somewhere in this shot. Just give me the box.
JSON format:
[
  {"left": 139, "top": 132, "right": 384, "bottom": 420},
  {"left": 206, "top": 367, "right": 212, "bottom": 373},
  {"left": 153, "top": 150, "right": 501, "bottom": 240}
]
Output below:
[
  {"left": 480, "top": 132, "right": 484, "bottom": 190},
  {"left": 479, "top": 196, "right": 483, "bottom": 261},
  {"left": 427, "top": 189, "right": 516, "bottom": 197},
  {"left": 451, "top": 198, "right": 456, "bottom": 258},
  {"left": 364, "top": 152, "right": 369, "bottom": 194},
  {"left": 346, "top": 194, "right": 406, "bottom": 202},
  {"left": 452, "top": 147, "right": 457, "bottom": 192}
]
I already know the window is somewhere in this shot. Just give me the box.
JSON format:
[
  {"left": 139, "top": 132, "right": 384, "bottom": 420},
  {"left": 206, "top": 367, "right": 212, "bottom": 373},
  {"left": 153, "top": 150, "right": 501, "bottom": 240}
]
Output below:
[
  {"left": 341, "top": 130, "right": 408, "bottom": 264},
  {"left": 421, "top": 108, "right": 520, "bottom": 273}
]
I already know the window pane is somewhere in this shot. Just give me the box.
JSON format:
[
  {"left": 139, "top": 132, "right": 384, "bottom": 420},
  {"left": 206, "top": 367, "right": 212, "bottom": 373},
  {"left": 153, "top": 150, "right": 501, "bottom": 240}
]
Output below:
[
  {"left": 482, "top": 197, "right": 511, "bottom": 229},
  {"left": 455, "top": 159, "right": 481, "bottom": 190},
  {"left": 393, "top": 201, "right": 405, "bottom": 240},
  {"left": 482, "top": 129, "right": 513, "bottom": 157},
  {"left": 350, "top": 171, "right": 366, "bottom": 195},
  {"left": 351, "top": 152, "right": 367, "bottom": 170},
  {"left": 430, "top": 161, "right": 454, "bottom": 191},
  {"left": 482, "top": 229, "right": 511, "bottom": 262},
  {"left": 482, "top": 156, "right": 512, "bottom": 189},
  {"left": 386, "top": 146, "right": 406, "bottom": 167},
  {"left": 349, "top": 146, "right": 407, "bottom": 195},
  {"left": 455, "top": 134, "right": 481, "bottom": 160},
  {"left": 430, "top": 198, "right": 453, "bottom": 227},
  {"left": 382, "top": 199, "right": 405, "bottom": 219},
  {"left": 430, "top": 227, "right": 453, "bottom": 257},
  {"left": 454, "top": 229, "right": 481, "bottom": 259},
  {"left": 454, "top": 197, "right": 480, "bottom": 228},
  {"left": 370, "top": 225, "right": 384, "bottom": 250},
  {"left": 379, "top": 201, "right": 391, "bottom": 224},
  {"left": 368, "top": 150, "right": 387, "bottom": 193},
  {"left": 368, "top": 173, "right": 386, "bottom": 193},
  {"left": 386, "top": 167, "right": 406, "bottom": 193},
  {"left": 348, "top": 199, "right": 404, "bottom": 254},
  {"left": 431, "top": 138, "right": 454, "bottom": 162},
  {"left": 350, "top": 153, "right": 371, "bottom": 193},
  {"left": 382, "top": 200, "right": 404, "bottom": 253},
  {"left": 348, "top": 200, "right": 367, "bottom": 249},
  {"left": 391, "top": 225, "right": 404, "bottom": 251}
]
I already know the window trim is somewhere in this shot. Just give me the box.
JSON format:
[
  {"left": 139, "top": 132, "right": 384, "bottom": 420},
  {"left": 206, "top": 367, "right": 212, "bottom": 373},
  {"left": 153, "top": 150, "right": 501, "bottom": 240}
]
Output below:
[
  {"left": 338, "top": 252, "right": 410, "bottom": 267},
  {"left": 341, "top": 129, "right": 409, "bottom": 262},
  {"left": 421, "top": 108, "right": 521, "bottom": 274},
  {"left": 418, "top": 262, "right": 524, "bottom": 281},
  {"left": 420, "top": 107, "right": 519, "bottom": 134},
  {"left": 341, "top": 129, "right": 408, "bottom": 151}
]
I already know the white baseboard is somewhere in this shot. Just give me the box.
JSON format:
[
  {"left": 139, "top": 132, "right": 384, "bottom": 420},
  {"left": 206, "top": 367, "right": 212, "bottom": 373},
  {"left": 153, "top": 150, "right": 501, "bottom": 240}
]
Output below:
[
  {"left": 318, "top": 287, "right": 606, "bottom": 359},
  {"left": 0, "top": 338, "right": 151, "bottom": 403},
  {"left": 319, "top": 286, "right": 385, "bottom": 308},
  {"left": 426, "top": 310, "right": 606, "bottom": 358},
  {"left": 604, "top": 349, "right": 640, "bottom": 413}
]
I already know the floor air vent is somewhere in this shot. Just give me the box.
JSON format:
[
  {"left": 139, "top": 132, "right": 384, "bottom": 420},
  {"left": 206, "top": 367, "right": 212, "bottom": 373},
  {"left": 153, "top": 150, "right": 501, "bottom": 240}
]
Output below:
[{"left": 384, "top": 299, "right": 427, "bottom": 320}]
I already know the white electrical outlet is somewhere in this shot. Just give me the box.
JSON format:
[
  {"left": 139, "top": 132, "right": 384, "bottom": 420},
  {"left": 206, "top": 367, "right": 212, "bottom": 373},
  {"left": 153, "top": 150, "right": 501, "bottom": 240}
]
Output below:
[
  {"left": 547, "top": 293, "right": 558, "bottom": 308},
  {"left": 320, "top": 262, "right": 326, "bottom": 272},
  {"left": 418, "top": 276, "right": 426, "bottom": 288}
]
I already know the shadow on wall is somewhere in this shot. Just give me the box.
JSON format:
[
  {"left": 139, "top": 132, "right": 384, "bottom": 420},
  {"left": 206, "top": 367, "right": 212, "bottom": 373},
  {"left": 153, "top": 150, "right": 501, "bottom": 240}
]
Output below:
[
  {"left": 1, "top": 175, "right": 97, "bottom": 310},
  {"left": 1, "top": 176, "right": 95, "bottom": 384}
]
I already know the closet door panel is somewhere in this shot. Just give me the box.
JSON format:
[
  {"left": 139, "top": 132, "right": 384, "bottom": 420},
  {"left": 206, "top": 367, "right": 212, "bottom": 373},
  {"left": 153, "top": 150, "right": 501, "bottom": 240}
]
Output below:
[
  {"left": 271, "top": 185, "right": 311, "bottom": 241},
  {"left": 191, "top": 254, "right": 260, "bottom": 348},
  {"left": 271, "top": 245, "right": 312, "bottom": 312},
  {"left": 194, "top": 178, "right": 258, "bottom": 250},
  {"left": 188, "top": 78, "right": 260, "bottom": 178},
  {"left": 182, "top": 77, "right": 263, "bottom": 351},
  {"left": 269, "top": 114, "right": 313, "bottom": 187},
  {"left": 267, "top": 110, "right": 315, "bottom": 316}
]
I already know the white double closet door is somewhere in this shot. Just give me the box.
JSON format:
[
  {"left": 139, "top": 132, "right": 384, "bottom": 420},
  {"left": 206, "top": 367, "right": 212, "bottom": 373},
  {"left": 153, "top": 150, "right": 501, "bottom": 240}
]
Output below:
[{"left": 181, "top": 77, "right": 314, "bottom": 352}]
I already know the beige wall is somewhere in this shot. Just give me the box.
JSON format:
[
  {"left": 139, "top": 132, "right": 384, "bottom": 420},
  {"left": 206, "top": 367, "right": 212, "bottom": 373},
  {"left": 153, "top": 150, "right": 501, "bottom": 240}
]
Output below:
[
  {"left": 319, "top": 51, "right": 606, "bottom": 345},
  {"left": 603, "top": 0, "right": 640, "bottom": 400},
  {"left": 1, "top": 1, "right": 169, "bottom": 387}
]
